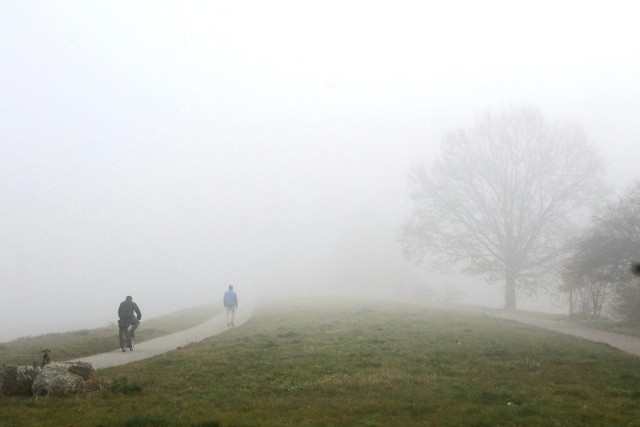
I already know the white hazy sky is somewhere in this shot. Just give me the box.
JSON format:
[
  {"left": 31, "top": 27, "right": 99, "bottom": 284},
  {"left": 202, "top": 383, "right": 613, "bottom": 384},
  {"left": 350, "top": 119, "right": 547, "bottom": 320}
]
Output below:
[{"left": 2, "top": 1, "right": 639, "bottom": 340}]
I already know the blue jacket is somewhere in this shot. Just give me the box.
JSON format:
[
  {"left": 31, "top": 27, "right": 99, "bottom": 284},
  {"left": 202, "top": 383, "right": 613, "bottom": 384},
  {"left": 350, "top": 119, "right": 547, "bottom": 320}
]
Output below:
[{"left": 223, "top": 290, "right": 238, "bottom": 307}]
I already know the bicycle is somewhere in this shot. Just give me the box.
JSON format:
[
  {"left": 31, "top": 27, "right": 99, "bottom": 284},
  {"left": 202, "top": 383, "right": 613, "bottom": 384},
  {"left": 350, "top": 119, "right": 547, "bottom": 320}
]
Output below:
[{"left": 118, "top": 319, "right": 136, "bottom": 352}]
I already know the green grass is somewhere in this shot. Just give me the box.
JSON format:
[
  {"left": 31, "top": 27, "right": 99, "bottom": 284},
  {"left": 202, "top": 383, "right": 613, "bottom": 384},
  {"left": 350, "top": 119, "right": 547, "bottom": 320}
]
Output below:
[
  {"left": 3, "top": 299, "right": 640, "bottom": 426},
  {"left": 0, "top": 304, "right": 218, "bottom": 365}
]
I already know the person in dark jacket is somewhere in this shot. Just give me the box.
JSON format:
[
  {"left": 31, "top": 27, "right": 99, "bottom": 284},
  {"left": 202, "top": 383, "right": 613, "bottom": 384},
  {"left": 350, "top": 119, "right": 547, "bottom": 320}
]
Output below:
[{"left": 118, "top": 295, "right": 142, "bottom": 337}]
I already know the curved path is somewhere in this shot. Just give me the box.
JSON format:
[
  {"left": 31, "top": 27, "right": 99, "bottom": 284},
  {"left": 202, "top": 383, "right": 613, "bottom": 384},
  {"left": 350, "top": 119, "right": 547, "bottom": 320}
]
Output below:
[
  {"left": 69, "top": 302, "right": 255, "bottom": 369},
  {"left": 69, "top": 301, "right": 640, "bottom": 370},
  {"left": 486, "top": 309, "right": 640, "bottom": 357}
]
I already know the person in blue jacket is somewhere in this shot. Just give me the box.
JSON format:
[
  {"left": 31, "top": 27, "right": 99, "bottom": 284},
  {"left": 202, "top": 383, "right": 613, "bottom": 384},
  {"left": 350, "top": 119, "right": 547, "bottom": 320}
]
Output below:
[{"left": 223, "top": 285, "right": 238, "bottom": 327}]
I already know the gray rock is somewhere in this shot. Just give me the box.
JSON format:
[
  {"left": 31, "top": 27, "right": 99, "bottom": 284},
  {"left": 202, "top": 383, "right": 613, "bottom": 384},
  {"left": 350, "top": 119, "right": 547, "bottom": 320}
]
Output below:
[
  {"left": 50, "top": 361, "right": 95, "bottom": 381},
  {"left": 0, "top": 364, "right": 38, "bottom": 396},
  {"left": 31, "top": 365, "right": 85, "bottom": 397}
]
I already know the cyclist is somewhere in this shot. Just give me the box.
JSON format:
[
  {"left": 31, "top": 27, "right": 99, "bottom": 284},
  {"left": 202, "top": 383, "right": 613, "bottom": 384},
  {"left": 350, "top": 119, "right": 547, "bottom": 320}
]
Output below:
[{"left": 118, "top": 295, "right": 142, "bottom": 339}]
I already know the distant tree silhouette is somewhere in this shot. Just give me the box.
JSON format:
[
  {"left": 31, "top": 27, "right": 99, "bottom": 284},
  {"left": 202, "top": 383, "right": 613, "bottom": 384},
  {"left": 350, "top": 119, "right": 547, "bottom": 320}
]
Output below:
[
  {"left": 400, "top": 107, "right": 605, "bottom": 309},
  {"left": 562, "top": 181, "right": 640, "bottom": 320}
]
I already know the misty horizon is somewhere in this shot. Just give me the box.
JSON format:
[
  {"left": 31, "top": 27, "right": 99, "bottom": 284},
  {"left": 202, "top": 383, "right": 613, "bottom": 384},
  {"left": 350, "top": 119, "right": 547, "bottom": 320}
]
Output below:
[{"left": 2, "top": 1, "right": 639, "bottom": 342}]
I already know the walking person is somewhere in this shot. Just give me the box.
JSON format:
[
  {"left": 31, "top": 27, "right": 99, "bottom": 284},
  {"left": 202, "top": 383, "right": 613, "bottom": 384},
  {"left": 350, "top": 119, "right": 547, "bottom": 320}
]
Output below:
[{"left": 223, "top": 285, "right": 238, "bottom": 327}]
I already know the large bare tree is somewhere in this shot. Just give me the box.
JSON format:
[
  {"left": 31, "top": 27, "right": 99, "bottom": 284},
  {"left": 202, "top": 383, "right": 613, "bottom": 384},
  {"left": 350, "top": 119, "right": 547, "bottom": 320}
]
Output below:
[{"left": 400, "top": 107, "right": 605, "bottom": 309}]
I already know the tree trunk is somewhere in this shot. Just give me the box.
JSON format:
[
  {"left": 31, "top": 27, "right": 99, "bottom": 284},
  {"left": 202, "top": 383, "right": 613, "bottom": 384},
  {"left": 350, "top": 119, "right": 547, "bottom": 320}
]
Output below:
[
  {"left": 504, "top": 270, "right": 517, "bottom": 310},
  {"left": 569, "top": 289, "right": 574, "bottom": 318}
]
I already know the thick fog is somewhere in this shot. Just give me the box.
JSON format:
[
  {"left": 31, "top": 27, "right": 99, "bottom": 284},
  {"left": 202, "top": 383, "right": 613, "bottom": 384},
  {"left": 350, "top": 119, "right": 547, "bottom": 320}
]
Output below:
[{"left": 2, "top": 1, "right": 639, "bottom": 341}]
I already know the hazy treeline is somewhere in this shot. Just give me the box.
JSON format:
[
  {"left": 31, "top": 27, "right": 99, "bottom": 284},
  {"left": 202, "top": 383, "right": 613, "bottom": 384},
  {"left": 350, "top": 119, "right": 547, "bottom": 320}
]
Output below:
[{"left": 400, "top": 106, "right": 639, "bottom": 319}]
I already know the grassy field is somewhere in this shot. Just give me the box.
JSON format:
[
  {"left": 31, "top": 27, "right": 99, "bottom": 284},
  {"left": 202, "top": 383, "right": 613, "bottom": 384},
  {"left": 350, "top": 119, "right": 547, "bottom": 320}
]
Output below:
[
  {"left": 0, "top": 304, "right": 218, "bottom": 365},
  {"left": 3, "top": 299, "right": 640, "bottom": 426}
]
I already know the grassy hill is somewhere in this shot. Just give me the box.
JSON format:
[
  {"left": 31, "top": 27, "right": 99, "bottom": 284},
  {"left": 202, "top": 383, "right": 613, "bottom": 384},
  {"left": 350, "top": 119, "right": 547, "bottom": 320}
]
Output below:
[
  {"left": 3, "top": 299, "right": 640, "bottom": 426},
  {"left": 0, "top": 304, "right": 218, "bottom": 365}
]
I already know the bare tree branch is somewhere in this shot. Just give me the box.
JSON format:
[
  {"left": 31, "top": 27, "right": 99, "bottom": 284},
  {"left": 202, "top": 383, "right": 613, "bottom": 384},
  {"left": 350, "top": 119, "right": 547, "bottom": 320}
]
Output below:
[{"left": 399, "top": 107, "right": 605, "bottom": 309}]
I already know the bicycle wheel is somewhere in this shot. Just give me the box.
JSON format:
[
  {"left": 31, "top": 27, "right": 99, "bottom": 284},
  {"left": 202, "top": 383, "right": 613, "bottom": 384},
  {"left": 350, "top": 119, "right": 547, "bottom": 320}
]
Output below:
[{"left": 128, "top": 334, "right": 135, "bottom": 351}]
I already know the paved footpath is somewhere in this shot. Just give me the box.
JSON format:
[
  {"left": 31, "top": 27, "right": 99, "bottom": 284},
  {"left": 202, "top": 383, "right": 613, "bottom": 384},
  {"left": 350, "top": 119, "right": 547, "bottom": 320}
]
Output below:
[
  {"left": 69, "top": 301, "right": 255, "bottom": 369},
  {"left": 486, "top": 309, "right": 640, "bottom": 357},
  {"left": 69, "top": 301, "right": 640, "bottom": 370}
]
